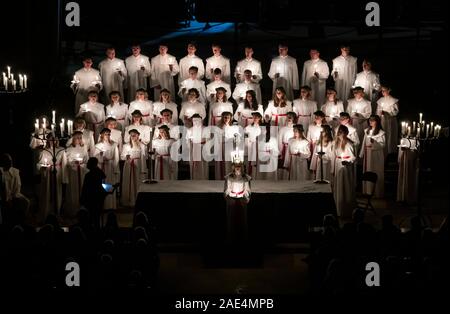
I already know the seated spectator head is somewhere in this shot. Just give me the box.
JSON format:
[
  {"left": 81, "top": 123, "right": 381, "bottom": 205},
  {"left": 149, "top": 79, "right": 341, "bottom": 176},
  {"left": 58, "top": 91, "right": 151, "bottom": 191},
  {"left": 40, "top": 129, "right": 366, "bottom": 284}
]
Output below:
[
  {"left": 87, "top": 157, "right": 99, "bottom": 171},
  {"left": 134, "top": 211, "right": 149, "bottom": 228},
  {"left": 0, "top": 153, "right": 13, "bottom": 170}
]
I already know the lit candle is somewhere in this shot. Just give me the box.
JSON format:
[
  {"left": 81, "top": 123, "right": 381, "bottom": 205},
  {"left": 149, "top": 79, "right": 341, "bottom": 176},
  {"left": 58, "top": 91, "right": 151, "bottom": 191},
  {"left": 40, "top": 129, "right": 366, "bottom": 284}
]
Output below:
[
  {"left": 13, "top": 80, "right": 16, "bottom": 91},
  {"left": 314, "top": 64, "right": 318, "bottom": 72},
  {"left": 34, "top": 121, "right": 39, "bottom": 134},
  {"left": 7, "top": 66, "right": 11, "bottom": 78},
  {"left": 24, "top": 75, "right": 27, "bottom": 88},
  {"left": 430, "top": 122, "right": 434, "bottom": 137},
  {"left": 19, "top": 74, "right": 23, "bottom": 89},
  {"left": 426, "top": 124, "right": 430, "bottom": 138},
  {"left": 61, "top": 118, "right": 65, "bottom": 134},
  {"left": 401, "top": 122, "right": 405, "bottom": 135},
  {"left": 51, "top": 124, "right": 55, "bottom": 136},
  {"left": 44, "top": 158, "right": 48, "bottom": 166},
  {"left": 407, "top": 126, "right": 411, "bottom": 137},
  {"left": 42, "top": 118, "right": 46, "bottom": 129},
  {"left": 419, "top": 113, "right": 423, "bottom": 123},
  {"left": 413, "top": 121, "right": 416, "bottom": 134},
  {"left": 52, "top": 110, "right": 56, "bottom": 124}
]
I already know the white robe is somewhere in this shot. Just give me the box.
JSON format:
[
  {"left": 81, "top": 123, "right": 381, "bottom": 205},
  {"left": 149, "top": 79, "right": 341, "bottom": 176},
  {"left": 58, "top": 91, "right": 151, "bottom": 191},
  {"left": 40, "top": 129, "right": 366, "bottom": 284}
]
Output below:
[
  {"left": 178, "top": 78, "right": 207, "bottom": 104},
  {"left": 152, "top": 122, "right": 180, "bottom": 140},
  {"left": 128, "top": 100, "right": 154, "bottom": 126},
  {"left": 292, "top": 98, "right": 317, "bottom": 131},
  {"left": 152, "top": 101, "right": 179, "bottom": 125},
  {"left": 334, "top": 123, "right": 360, "bottom": 153},
  {"left": 66, "top": 128, "right": 96, "bottom": 157},
  {"left": 125, "top": 54, "right": 151, "bottom": 102},
  {"left": 331, "top": 142, "right": 356, "bottom": 217},
  {"left": 153, "top": 138, "right": 177, "bottom": 180},
  {"left": 397, "top": 138, "right": 418, "bottom": 204},
  {"left": 232, "top": 81, "right": 262, "bottom": 105},
  {"left": 124, "top": 124, "right": 152, "bottom": 145},
  {"left": 37, "top": 148, "right": 67, "bottom": 221},
  {"left": 206, "top": 80, "right": 232, "bottom": 103},
  {"left": 377, "top": 96, "right": 399, "bottom": 155},
  {"left": 71, "top": 67, "right": 102, "bottom": 113},
  {"left": 150, "top": 53, "right": 179, "bottom": 101},
  {"left": 264, "top": 100, "right": 293, "bottom": 127},
  {"left": 256, "top": 138, "right": 279, "bottom": 180},
  {"left": 234, "top": 103, "right": 264, "bottom": 128},
  {"left": 321, "top": 101, "right": 345, "bottom": 129},
  {"left": 209, "top": 101, "right": 234, "bottom": 126},
  {"left": 98, "top": 58, "right": 127, "bottom": 101},
  {"left": 63, "top": 145, "right": 89, "bottom": 217},
  {"left": 283, "top": 138, "right": 311, "bottom": 181},
  {"left": 301, "top": 59, "right": 329, "bottom": 106},
  {"left": 94, "top": 141, "right": 119, "bottom": 209},
  {"left": 346, "top": 97, "right": 372, "bottom": 143},
  {"left": 244, "top": 124, "right": 262, "bottom": 179},
  {"left": 354, "top": 70, "right": 380, "bottom": 102},
  {"left": 331, "top": 55, "right": 357, "bottom": 104},
  {"left": 179, "top": 101, "right": 206, "bottom": 127},
  {"left": 186, "top": 126, "right": 210, "bottom": 180},
  {"left": 268, "top": 55, "right": 300, "bottom": 101},
  {"left": 234, "top": 58, "right": 263, "bottom": 83},
  {"left": 205, "top": 55, "right": 231, "bottom": 84},
  {"left": 359, "top": 129, "right": 385, "bottom": 198},
  {"left": 178, "top": 54, "right": 205, "bottom": 84},
  {"left": 306, "top": 123, "right": 323, "bottom": 155},
  {"left": 77, "top": 101, "right": 106, "bottom": 139},
  {"left": 120, "top": 143, "right": 147, "bottom": 207},
  {"left": 105, "top": 102, "right": 129, "bottom": 131},
  {"left": 310, "top": 141, "right": 333, "bottom": 182}
]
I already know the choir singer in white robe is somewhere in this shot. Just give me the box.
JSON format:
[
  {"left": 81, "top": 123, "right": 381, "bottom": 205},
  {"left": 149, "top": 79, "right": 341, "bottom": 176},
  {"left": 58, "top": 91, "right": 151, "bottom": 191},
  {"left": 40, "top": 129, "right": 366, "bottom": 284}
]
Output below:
[
  {"left": 268, "top": 43, "right": 299, "bottom": 101},
  {"left": 353, "top": 60, "right": 380, "bottom": 111},
  {"left": 71, "top": 56, "right": 102, "bottom": 114},
  {"left": 125, "top": 44, "right": 151, "bottom": 103},
  {"left": 301, "top": 49, "right": 329, "bottom": 107},
  {"left": 150, "top": 44, "right": 179, "bottom": 101},
  {"left": 178, "top": 42, "right": 205, "bottom": 84},
  {"left": 205, "top": 43, "right": 231, "bottom": 84},
  {"left": 99, "top": 47, "right": 127, "bottom": 104},
  {"left": 234, "top": 46, "right": 263, "bottom": 84},
  {"left": 331, "top": 45, "right": 357, "bottom": 105}
]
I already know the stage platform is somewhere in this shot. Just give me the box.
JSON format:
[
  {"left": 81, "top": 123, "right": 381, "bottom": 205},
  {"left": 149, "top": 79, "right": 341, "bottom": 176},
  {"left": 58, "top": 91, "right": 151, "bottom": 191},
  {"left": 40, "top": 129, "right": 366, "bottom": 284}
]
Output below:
[{"left": 135, "top": 180, "right": 336, "bottom": 243}]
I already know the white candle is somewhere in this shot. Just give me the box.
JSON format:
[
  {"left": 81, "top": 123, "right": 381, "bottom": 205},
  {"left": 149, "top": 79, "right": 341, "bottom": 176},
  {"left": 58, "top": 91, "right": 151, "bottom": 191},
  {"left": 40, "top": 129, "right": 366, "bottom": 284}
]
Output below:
[
  {"left": 13, "top": 80, "right": 16, "bottom": 91},
  {"left": 42, "top": 118, "right": 46, "bottom": 129},
  {"left": 44, "top": 158, "right": 48, "bottom": 165},
  {"left": 51, "top": 124, "right": 55, "bottom": 136},
  {"left": 10, "top": 73, "right": 14, "bottom": 83},
  {"left": 19, "top": 74, "right": 23, "bottom": 89},
  {"left": 401, "top": 122, "right": 405, "bottom": 135},
  {"left": 426, "top": 124, "right": 430, "bottom": 138},
  {"left": 430, "top": 122, "right": 434, "bottom": 137},
  {"left": 7, "top": 66, "right": 11, "bottom": 78},
  {"left": 419, "top": 113, "right": 423, "bottom": 124},
  {"left": 407, "top": 126, "right": 411, "bottom": 137},
  {"left": 314, "top": 64, "right": 318, "bottom": 72},
  {"left": 61, "top": 119, "right": 65, "bottom": 134},
  {"left": 34, "top": 122, "right": 39, "bottom": 134},
  {"left": 52, "top": 110, "right": 56, "bottom": 124},
  {"left": 413, "top": 121, "right": 416, "bottom": 134},
  {"left": 24, "top": 75, "right": 27, "bottom": 88}
]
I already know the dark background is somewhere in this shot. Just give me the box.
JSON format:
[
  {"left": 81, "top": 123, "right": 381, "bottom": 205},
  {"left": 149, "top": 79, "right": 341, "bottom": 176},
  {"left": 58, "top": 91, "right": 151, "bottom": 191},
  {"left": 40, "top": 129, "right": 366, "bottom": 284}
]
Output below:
[{"left": 1, "top": 0, "right": 448, "bottom": 185}]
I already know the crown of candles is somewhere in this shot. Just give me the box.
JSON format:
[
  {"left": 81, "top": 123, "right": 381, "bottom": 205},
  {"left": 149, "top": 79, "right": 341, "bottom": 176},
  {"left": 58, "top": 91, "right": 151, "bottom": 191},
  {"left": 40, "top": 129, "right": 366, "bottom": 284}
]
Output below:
[
  {"left": 401, "top": 113, "right": 441, "bottom": 139},
  {"left": 231, "top": 149, "right": 244, "bottom": 165},
  {"left": 2, "top": 66, "right": 28, "bottom": 91},
  {"left": 34, "top": 110, "right": 73, "bottom": 138}
]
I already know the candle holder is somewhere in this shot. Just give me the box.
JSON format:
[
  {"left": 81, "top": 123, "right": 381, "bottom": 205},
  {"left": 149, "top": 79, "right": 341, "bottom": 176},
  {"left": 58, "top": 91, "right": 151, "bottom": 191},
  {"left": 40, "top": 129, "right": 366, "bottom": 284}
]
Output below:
[
  {"left": 314, "top": 130, "right": 330, "bottom": 184},
  {"left": 143, "top": 127, "right": 158, "bottom": 184}
]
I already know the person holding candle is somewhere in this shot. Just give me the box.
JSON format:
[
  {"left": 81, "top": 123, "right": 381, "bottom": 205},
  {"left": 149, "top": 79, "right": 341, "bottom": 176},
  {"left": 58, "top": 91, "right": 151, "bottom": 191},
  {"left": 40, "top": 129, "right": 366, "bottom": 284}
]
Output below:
[
  {"left": 321, "top": 87, "right": 344, "bottom": 129},
  {"left": 178, "top": 66, "right": 207, "bottom": 104},
  {"left": 277, "top": 112, "right": 297, "bottom": 179},
  {"left": 94, "top": 128, "right": 120, "bottom": 210},
  {"left": 244, "top": 112, "right": 264, "bottom": 179},
  {"left": 103, "top": 117, "right": 123, "bottom": 152},
  {"left": 179, "top": 88, "right": 206, "bottom": 128},
  {"left": 66, "top": 118, "right": 96, "bottom": 157},
  {"left": 359, "top": 114, "right": 386, "bottom": 198},
  {"left": 283, "top": 124, "right": 311, "bottom": 181},
  {"left": 234, "top": 45, "right": 263, "bottom": 85},
  {"left": 331, "top": 44, "right": 357, "bottom": 105},
  {"left": 232, "top": 69, "right": 262, "bottom": 105},
  {"left": 128, "top": 88, "right": 154, "bottom": 126},
  {"left": 125, "top": 44, "right": 151, "bottom": 103},
  {"left": 209, "top": 87, "right": 234, "bottom": 126},
  {"left": 336, "top": 112, "right": 360, "bottom": 153},
  {"left": 121, "top": 129, "right": 148, "bottom": 207},
  {"left": 214, "top": 111, "right": 239, "bottom": 180},
  {"left": 98, "top": 47, "right": 127, "bottom": 104},
  {"left": 331, "top": 125, "right": 357, "bottom": 217},
  {"left": 152, "top": 89, "right": 178, "bottom": 125},
  {"left": 206, "top": 68, "right": 232, "bottom": 104},
  {"left": 310, "top": 124, "right": 334, "bottom": 181},
  {"left": 205, "top": 43, "right": 231, "bottom": 84},
  {"left": 71, "top": 56, "right": 102, "bottom": 114},
  {"left": 346, "top": 86, "right": 372, "bottom": 143},
  {"left": 353, "top": 59, "right": 381, "bottom": 112},
  {"left": 105, "top": 91, "right": 129, "bottom": 131},
  {"left": 376, "top": 85, "right": 399, "bottom": 155},
  {"left": 36, "top": 134, "right": 67, "bottom": 223},
  {"left": 301, "top": 49, "right": 330, "bottom": 107},
  {"left": 150, "top": 43, "right": 179, "bottom": 101},
  {"left": 255, "top": 124, "right": 279, "bottom": 180},
  {"left": 292, "top": 85, "right": 317, "bottom": 132},
  {"left": 264, "top": 86, "right": 293, "bottom": 128},
  {"left": 268, "top": 43, "right": 299, "bottom": 101},
  {"left": 152, "top": 125, "right": 178, "bottom": 180},
  {"left": 186, "top": 114, "right": 210, "bottom": 180},
  {"left": 124, "top": 110, "right": 152, "bottom": 146},
  {"left": 178, "top": 42, "right": 205, "bottom": 84},
  {"left": 153, "top": 109, "right": 180, "bottom": 140},
  {"left": 63, "top": 131, "right": 89, "bottom": 218},
  {"left": 307, "top": 110, "right": 327, "bottom": 157},
  {"left": 234, "top": 90, "right": 264, "bottom": 128},
  {"left": 76, "top": 90, "right": 106, "bottom": 140}
]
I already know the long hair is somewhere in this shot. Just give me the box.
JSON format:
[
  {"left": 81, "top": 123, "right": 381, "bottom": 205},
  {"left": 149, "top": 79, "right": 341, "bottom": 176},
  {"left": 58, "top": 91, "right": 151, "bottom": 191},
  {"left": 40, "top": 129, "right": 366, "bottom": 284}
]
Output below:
[
  {"left": 158, "top": 128, "right": 171, "bottom": 140},
  {"left": 273, "top": 87, "right": 287, "bottom": 108},
  {"left": 218, "top": 113, "right": 232, "bottom": 129},
  {"left": 367, "top": 114, "right": 382, "bottom": 135},
  {"left": 321, "top": 125, "right": 333, "bottom": 145},
  {"left": 70, "top": 132, "right": 84, "bottom": 147},
  {"left": 335, "top": 125, "right": 351, "bottom": 151},
  {"left": 293, "top": 125, "right": 306, "bottom": 140},
  {"left": 244, "top": 90, "right": 258, "bottom": 110},
  {"left": 159, "top": 89, "right": 172, "bottom": 103}
]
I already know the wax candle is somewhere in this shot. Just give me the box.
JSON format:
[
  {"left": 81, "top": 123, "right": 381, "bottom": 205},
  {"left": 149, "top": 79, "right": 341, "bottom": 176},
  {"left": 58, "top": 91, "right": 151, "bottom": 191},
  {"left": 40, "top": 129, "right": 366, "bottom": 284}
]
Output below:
[
  {"left": 419, "top": 113, "right": 423, "bottom": 123},
  {"left": 24, "top": 75, "right": 27, "bottom": 88},
  {"left": 407, "top": 126, "right": 411, "bottom": 137},
  {"left": 52, "top": 110, "right": 56, "bottom": 124},
  {"left": 7, "top": 66, "right": 11, "bottom": 78}
]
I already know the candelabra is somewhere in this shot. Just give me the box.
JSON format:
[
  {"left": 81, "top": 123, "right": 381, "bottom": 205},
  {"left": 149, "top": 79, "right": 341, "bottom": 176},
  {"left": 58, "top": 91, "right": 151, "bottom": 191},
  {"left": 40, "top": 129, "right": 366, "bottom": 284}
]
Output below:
[
  {"left": 314, "top": 130, "right": 330, "bottom": 184},
  {"left": 144, "top": 127, "right": 157, "bottom": 184},
  {"left": 1, "top": 65, "right": 28, "bottom": 92}
]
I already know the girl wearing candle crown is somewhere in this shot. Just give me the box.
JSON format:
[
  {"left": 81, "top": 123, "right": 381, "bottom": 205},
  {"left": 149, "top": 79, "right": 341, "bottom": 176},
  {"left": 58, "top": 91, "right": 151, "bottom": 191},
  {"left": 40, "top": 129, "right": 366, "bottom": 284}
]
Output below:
[
  {"left": 234, "top": 90, "right": 264, "bottom": 128},
  {"left": 36, "top": 133, "right": 67, "bottom": 223},
  {"left": 209, "top": 87, "right": 234, "bottom": 126},
  {"left": 359, "top": 114, "right": 386, "bottom": 198},
  {"left": 94, "top": 128, "right": 120, "bottom": 210},
  {"left": 63, "top": 131, "right": 89, "bottom": 218},
  {"left": 152, "top": 125, "right": 178, "bottom": 180},
  {"left": 284, "top": 124, "right": 311, "bottom": 181},
  {"left": 310, "top": 124, "right": 334, "bottom": 181},
  {"left": 331, "top": 125, "right": 356, "bottom": 217},
  {"left": 224, "top": 156, "right": 252, "bottom": 244},
  {"left": 376, "top": 85, "right": 399, "bottom": 155},
  {"left": 121, "top": 129, "right": 148, "bottom": 207},
  {"left": 105, "top": 91, "right": 129, "bottom": 131},
  {"left": 264, "top": 86, "right": 293, "bottom": 128},
  {"left": 321, "top": 87, "right": 344, "bottom": 129}
]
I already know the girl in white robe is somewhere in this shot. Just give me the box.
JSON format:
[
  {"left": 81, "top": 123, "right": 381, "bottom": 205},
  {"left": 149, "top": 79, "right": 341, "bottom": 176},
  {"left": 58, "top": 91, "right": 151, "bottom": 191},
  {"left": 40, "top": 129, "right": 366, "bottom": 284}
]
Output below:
[
  {"left": 376, "top": 86, "right": 399, "bottom": 155},
  {"left": 180, "top": 89, "right": 207, "bottom": 128},
  {"left": 152, "top": 89, "right": 178, "bottom": 125},
  {"left": 66, "top": 118, "right": 96, "bottom": 157},
  {"left": 105, "top": 91, "right": 129, "bottom": 131},
  {"left": 152, "top": 126, "right": 177, "bottom": 180},
  {"left": 63, "top": 131, "right": 89, "bottom": 218},
  {"left": 396, "top": 137, "right": 418, "bottom": 204},
  {"left": 234, "top": 90, "right": 264, "bottom": 128},
  {"left": 310, "top": 125, "right": 333, "bottom": 182},
  {"left": 209, "top": 87, "right": 234, "bottom": 126},
  {"left": 244, "top": 112, "right": 264, "bottom": 179},
  {"left": 94, "top": 128, "right": 120, "bottom": 210},
  {"left": 36, "top": 136, "right": 67, "bottom": 222},
  {"left": 346, "top": 87, "right": 372, "bottom": 143},
  {"left": 186, "top": 115, "right": 210, "bottom": 180},
  {"left": 292, "top": 86, "right": 317, "bottom": 132},
  {"left": 359, "top": 115, "right": 386, "bottom": 198},
  {"left": 284, "top": 125, "right": 311, "bottom": 181},
  {"left": 277, "top": 112, "right": 296, "bottom": 180},
  {"left": 306, "top": 110, "right": 326, "bottom": 159},
  {"left": 331, "top": 125, "right": 357, "bottom": 217},
  {"left": 121, "top": 129, "right": 148, "bottom": 207},
  {"left": 321, "top": 87, "right": 344, "bottom": 130},
  {"left": 214, "top": 112, "right": 235, "bottom": 180},
  {"left": 264, "top": 87, "right": 293, "bottom": 128},
  {"left": 128, "top": 88, "right": 154, "bottom": 126}
]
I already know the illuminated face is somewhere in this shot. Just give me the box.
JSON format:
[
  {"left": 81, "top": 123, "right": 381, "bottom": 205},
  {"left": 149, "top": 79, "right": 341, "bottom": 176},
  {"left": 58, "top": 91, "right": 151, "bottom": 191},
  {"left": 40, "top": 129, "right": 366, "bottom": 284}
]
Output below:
[
  {"left": 106, "top": 49, "right": 115, "bottom": 59},
  {"left": 253, "top": 115, "right": 261, "bottom": 124},
  {"left": 160, "top": 130, "right": 169, "bottom": 139},
  {"left": 110, "top": 94, "right": 120, "bottom": 103},
  {"left": 294, "top": 128, "right": 301, "bottom": 138},
  {"left": 212, "top": 46, "right": 221, "bottom": 55},
  {"left": 101, "top": 132, "right": 111, "bottom": 141},
  {"left": 340, "top": 47, "right": 350, "bottom": 56},
  {"left": 287, "top": 115, "right": 295, "bottom": 123},
  {"left": 300, "top": 89, "right": 309, "bottom": 99},
  {"left": 244, "top": 71, "right": 252, "bottom": 81},
  {"left": 132, "top": 115, "right": 142, "bottom": 124},
  {"left": 326, "top": 90, "right": 336, "bottom": 101},
  {"left": 369, "top": 119, "right": 377, "bottom": 128},
  {"left": 132, "top": 46, "right": 141, "bottom": 56},
  {"left": 381, "top": 87, "right": 390, "bottom": 97},
  {"left": 245, "top": 92, "right": 253, "bottom": 102},
  {"left": 188, "top": 91, "right": 197, "bottom": 101},
  {"left": 73, "top": 135, "right": 82, "bottom": 145},
  {"left": 363, "top": 61, "right": 371, "bottom": 71},
  {"left": 278, "top": 46, "right": 288, "bottom": 56},
  {"left": 245, "top": 47, "right": 253, "bottom": 59},
  {"left": 223, "top": 115, "right": 231, "bottom": 124},
  {"left": 106, "top": 121, "right": 116, "bottom": 129},
  {"left": 159, "top": 45, "right": 168, "bottom": 55},
  {"left": 136, "top": 91, "right": 146, "bottom": 100},
  {"left": 75, "top": 122, "right": 84, "bottom": 130},
  {"left": 234, "top": 165, "right": 242, "bottom": 175},
  {"left": 130, "top": 132, "right": 140, "bottom": 141},
  {"left": 310, "top": 50, "right": 319, "bottom": 59},
  {"left": 88, "top": 94, "right": 98, "bottom": 102},
  {"left": 189, "top": 70, "right": 198, "bottom": 79},
  {"left": 187, "top": 45, "right": 196, "bottom": 54},
  {"left": 275, "top": 89, "right": 284, "bottom": 99},
  {"left": 315, "top": 116, "right": 323, "bottom": 124},
  {"left": 353, "top": 90, "right": 364, "bottom": 99},
  {"left": 161, "top": 92, "right": 170, "bottom": 102},
  {"left": 340, "top": 117, "right": 349, "bottom": 125},
  {"left": 161, "top": 112, "right": 171, "bottom": 122},
  {"left": 83, "top": 59, "right": 93, "bottom": 68},
  {"left": 216, "top": 90, "right": 225, "bottom": 100}
]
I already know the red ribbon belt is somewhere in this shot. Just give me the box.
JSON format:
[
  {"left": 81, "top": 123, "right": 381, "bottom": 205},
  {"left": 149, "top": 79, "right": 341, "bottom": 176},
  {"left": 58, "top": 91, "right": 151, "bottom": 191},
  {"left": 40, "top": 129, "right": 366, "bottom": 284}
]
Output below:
[{"left": 273, "top": 113, "right": 287, "bottom": 126}]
